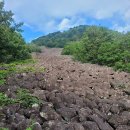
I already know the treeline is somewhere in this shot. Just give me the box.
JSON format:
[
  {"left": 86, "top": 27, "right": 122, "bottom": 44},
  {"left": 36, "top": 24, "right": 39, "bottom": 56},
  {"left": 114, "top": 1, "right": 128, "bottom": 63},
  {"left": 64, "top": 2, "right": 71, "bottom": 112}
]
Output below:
[
  {"left": 0, "top": 2, "right": 41, "bottom": 63},
  {"left": 62, "top": 26, "right": 130, "bottom": 72},
  {"left": 32, "top": 25, "right": 88, "bottom": 48}
]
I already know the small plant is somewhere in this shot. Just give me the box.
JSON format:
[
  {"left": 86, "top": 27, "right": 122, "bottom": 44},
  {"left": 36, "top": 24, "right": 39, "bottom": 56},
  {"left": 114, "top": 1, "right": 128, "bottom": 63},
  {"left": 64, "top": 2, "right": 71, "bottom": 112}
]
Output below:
[
  {"left": 0, "top": 88, "right": 41, "bottom": 108},
  {"left": 16, "top": 89, "right": 41, "bottom": 108},
  {"left": 0, "top": 59, "right": 43, "bottom": 86},
  {"left": 26, "top": 127, "right": 32, "bottom": 130},
  {"left": 26, "top": 120, "right": 35, "bottom": 130},
  {"left": 0, "top": 128, "right": 9, "bottom": 130},
  {"left": 0, "top": 79, "right": 6, "bottom": 86},
  {"left": 0, "top": 93, "right": 16, "bottom": 107}
]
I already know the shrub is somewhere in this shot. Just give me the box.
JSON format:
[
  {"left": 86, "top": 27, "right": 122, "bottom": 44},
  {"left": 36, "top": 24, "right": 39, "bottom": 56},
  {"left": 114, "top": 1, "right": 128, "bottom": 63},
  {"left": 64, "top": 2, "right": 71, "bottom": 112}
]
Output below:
[
  {"left": 28, "top": 44, "right": 42, "bottom": 53},
  {"left": 0, "top": 89, "right": 41, "bottom": 108},
  {"left": 62, "top": 26, "right": 130, "bottom": 72},
  {"left": 0, "top": 93, "right": 15, "bottom": 107},
  {"left": 16, "top": 89, "right": 41, "bottom": 108}
]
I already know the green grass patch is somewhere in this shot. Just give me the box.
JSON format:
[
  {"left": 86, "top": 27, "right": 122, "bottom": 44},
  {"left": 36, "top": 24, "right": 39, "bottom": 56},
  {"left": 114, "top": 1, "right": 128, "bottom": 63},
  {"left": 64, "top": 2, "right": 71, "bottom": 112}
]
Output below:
[
  {"left": 16, "top": 89, "right": 41, "bottom": 108},
  {"left": 0, "top": 93, "right": 16, "bottom": 107},
  {"left": 0, "top": 59, "right": 45, "bottom": 86},
  {"left": 0, "top": 89, "right": 41, "bottom": 108},
  {"left": 0, "top": 128, "right": 9, "bottom": 130}
]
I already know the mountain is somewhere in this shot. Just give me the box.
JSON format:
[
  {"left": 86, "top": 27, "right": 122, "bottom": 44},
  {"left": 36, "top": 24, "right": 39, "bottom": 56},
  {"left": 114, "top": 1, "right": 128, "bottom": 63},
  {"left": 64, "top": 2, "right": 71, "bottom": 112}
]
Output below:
[{"left": 31, "top": 25, "right": 88, "bottom": 48}]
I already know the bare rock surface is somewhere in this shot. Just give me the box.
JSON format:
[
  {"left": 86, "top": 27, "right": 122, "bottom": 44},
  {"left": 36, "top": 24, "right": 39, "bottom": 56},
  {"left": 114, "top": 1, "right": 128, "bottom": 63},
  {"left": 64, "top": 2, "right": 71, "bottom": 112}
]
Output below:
[{"left": 0, "top": 47, "right": 130, "bottom": 130}]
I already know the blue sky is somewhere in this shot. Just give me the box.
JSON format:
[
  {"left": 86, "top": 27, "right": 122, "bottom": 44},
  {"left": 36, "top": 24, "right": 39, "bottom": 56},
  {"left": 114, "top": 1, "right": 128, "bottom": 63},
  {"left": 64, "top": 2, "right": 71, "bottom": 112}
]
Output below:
[{"left": 4, "top": 0, "right": 130, "bottom": 42}]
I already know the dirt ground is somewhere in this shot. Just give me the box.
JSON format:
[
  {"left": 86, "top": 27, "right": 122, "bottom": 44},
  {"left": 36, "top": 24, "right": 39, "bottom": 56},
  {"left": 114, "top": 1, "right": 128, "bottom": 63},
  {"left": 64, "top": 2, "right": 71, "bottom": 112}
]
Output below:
[{"left": 1, "top": 47, "right": 130, "bottom": 130}]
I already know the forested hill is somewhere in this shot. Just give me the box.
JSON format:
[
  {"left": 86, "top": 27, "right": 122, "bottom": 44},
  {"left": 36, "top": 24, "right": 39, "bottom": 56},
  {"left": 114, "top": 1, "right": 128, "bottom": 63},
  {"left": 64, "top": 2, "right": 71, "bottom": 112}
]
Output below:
[{"left": 31, "top": 25, "right": 88, "bottom": 48}]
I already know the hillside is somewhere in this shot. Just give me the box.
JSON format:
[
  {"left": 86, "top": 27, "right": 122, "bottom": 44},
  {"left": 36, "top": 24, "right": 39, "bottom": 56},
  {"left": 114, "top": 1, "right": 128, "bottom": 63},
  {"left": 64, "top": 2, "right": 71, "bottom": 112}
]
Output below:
[
  {"left": 1, "top": 47, "right": 130, "bottom": 130},
  {"left": 31, "top": 25, "right": 88, "bottom": 48},
  {"left": 1, "top": 1, "right": 130, "bottom": 130}
]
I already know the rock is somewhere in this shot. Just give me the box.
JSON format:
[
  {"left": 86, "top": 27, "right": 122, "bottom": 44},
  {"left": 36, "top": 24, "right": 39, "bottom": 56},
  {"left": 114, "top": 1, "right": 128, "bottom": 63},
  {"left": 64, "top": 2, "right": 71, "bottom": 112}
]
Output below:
[
  {"left": 116, "top": 125, "right": 130, "bottom": 130},
  {"left": 21, "top": 73, "right": 27, "bottom": 77},
  {"left": 99, "top": 103, "right": 111, "bottom": 114},
  {"left": 108, "top": 113, "right": 130, "bottom": 128},
  {"left": 110, "top": 104, "right": 120, "bottom": 114},
  {"left": 32, "top": 122, "right": 42, "bottom": 130},
  {"left": 90, "top": 114, "right": 113, "bottom": 130},
  {"left": 57, "top": 107, "right": 77, "bottom": 121},
  {"left": 82, "top": 121, "right": 100, "bottom": 130},
  {"left": 78, "top": 107, "right": 92, "bottom": 122},
  {"left": 40, "top": 112, "right": 48, "bottom": 120},
  {"left": 49, "top": 122, "right": 66, "bottom": 130},
  {"left": 32, "top": 103, "right": 39, "bottom": 108},
  {"left": 40, "top": 106, "right": 61, "bottom": 121},
  {"left": 66, "top": 123, "right": 85, "bottom": 130},
  {"left": 83, "top": 98, "right": 98, "bottom": 109},
  {"left": 123, "top": 88, "right": 130, "bottom": 95},
  {"left": 33, "top": 90, "right": 47, "bottom": 100},
  {"left": 93, "top": 108, "right": 107, "bottom": 120},
  {"left": 42, "top": 120, "right": 55, "bottom": 128}
]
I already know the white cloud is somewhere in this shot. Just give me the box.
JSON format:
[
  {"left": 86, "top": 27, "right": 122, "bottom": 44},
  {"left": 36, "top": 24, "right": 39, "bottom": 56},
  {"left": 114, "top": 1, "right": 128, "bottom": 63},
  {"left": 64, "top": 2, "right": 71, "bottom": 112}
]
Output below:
[
  {"left": 58, "top": 18, "right": 70, "bottom": 31},
  {"left": 4, "top": 0, "right": 130, "bottom": 33},
  {"left": 113, "top": 24, "right": 130, "bottom": 33}
]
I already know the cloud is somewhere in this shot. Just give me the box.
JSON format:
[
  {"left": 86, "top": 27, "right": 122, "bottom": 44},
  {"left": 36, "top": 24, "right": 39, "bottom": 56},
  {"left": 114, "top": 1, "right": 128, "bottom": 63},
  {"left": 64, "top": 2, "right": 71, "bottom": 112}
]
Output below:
[
  {"left": 58, "top": 17, "right": 86, "bottom": 31},
  {"left": 4, "top": 0, "right": 130, "bottom": 34},
  {"left": 113, "top": 24, "right": 130, "bottom": 33},
  {"left": 58, "top": 18, "right": 70, "bottom": 31}
]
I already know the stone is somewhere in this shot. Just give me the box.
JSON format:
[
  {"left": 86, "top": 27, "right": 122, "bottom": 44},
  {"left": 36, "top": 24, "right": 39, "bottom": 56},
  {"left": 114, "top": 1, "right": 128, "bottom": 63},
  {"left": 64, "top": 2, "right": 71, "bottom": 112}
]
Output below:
[
  {"left": 32, "top": 122, "right": 42, "bottom": 130},
  {"left": 82, "top": 121, "right": 100, "bottom": 130}
]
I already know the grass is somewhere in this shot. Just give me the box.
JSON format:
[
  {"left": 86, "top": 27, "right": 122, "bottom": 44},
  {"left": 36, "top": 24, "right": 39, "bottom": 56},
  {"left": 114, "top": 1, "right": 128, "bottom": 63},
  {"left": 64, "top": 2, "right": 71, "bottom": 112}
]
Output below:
[
  {"left": 0, "top": 88, "right": 41, "bottom": 108},
  {"left": 0, "top": 128, "right": 8, "bottom": 130},
  {"left": 0, "top": 59, "right": 45, "bottom": 86},
  {"left": 0, "top": 93, "right": 16, "bottom": 107},
  {"left": 16, "top": 89, "right": 41, "bottom": 108}
]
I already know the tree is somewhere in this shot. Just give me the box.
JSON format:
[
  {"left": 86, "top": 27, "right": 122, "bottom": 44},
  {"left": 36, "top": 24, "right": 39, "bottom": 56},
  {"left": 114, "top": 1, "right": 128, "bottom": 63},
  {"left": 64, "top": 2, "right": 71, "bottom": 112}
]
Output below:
[{"left": 0, "top": 2, "right": 30, "bottom": 63}]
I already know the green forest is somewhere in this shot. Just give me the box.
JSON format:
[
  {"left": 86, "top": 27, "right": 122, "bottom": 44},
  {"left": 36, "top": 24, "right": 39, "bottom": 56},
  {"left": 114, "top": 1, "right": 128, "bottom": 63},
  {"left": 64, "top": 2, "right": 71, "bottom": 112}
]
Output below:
[{"left": 32, "top": 25, "right": 88, "bottom": 48}]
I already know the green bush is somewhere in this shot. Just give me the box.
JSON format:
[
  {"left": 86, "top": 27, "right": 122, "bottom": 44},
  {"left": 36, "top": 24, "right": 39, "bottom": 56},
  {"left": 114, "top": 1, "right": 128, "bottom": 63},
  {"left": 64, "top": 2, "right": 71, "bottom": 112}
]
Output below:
[
  {"left": 0, "top": 93, "right": 15, "bottom": 107},
  {"left": 28, "top": 44, "right": 42, "bottom": 53},
  {"left": 16, "top": 89, "right": 41, "bottom": 108},
  {"left": 0, "top": 89, "right": 41, "bottom": 108},
  {"left": 62, "top": 26, "right": 130, "bottom": 72},
  {"left": 0, "top": 59, "right": 39, "bottom": 86},
  {"left": 0, "top": 128, "right": 8, "bottom": 130}
]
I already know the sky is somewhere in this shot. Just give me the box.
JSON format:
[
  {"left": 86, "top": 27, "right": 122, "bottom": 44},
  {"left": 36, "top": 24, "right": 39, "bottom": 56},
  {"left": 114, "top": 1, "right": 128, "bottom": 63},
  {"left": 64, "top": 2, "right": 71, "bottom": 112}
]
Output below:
[{"left": 4, "top": 0, "right": 130, "bottom": 42}]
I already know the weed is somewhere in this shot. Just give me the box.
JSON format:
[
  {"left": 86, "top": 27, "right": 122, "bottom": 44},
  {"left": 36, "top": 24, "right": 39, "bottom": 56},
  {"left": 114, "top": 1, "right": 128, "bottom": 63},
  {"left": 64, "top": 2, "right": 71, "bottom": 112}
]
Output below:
[
  {"left": 0, "top": 93, "right": 15, "bottom": 107},
  {"left": 0, "top": 59, "right": 45, "bottom": 86},
  {"left": 0, "top": 128, "right": 9, "bottom": 130},
  {"left": 16, "top": 89, "right": 41, "bottom": 108},
  {"left": 0, "top": 88, "right": 41, "bottom": 108}
]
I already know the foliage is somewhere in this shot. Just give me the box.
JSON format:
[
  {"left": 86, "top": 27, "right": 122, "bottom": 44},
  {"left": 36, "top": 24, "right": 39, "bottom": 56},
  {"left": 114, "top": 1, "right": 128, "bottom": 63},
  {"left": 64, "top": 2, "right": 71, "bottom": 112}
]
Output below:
[
  {"left": 32, "top": 25, "right": 88, "bottom": 48},
  {"left": 0, "top": 2, "right": 31, "bottom": 63},
  {"left": 16, "top": 89, "right": 41, "bottom": 108},
  {"left": 26, "top": 127, "right": 32, "bottom": 130},
  {"left": 0, "top": 59, "right": 44, "bottom": 86},
  {"left": 62, "top": 26, "right": 130, "bottom": 72},
  {"left": 0, "top": 128, "right": 8, "bottom": 130},
  {"left": 27, "top": 44, "right": 42, "bottom": 53},
  {"left": 0, "top": 93, "right": 15, "bottom": 107},
  {"left": 0, "top": 88, "right": 41, "bottom": 108}
]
